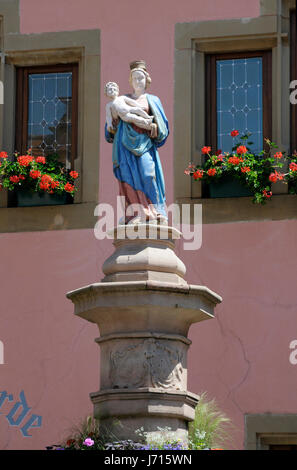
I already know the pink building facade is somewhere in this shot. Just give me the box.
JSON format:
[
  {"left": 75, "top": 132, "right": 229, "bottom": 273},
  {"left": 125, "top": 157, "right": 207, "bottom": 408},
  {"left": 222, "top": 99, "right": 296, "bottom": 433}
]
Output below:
[{"left": 0, "top": 0, "right": 297, "bottom": 450}]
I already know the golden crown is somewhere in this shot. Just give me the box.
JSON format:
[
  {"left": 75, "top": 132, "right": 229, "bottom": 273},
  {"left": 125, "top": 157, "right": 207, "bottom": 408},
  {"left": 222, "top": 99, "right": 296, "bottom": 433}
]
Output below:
[{"left": 129, "top": 60, "right": 147, "bottom": 71}]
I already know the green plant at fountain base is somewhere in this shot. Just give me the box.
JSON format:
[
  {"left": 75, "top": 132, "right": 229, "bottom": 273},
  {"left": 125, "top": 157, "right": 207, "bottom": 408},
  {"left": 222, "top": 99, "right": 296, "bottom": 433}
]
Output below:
[
  {"left": 188, "top": 392, "right": 234, "bottom": 450},
  {"left": 46, "top": 394, "right": 234, "bottom": 450}
]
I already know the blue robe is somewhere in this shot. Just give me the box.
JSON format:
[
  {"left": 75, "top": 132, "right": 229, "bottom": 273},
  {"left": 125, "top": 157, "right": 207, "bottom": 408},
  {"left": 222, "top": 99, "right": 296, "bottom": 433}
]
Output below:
[{"left": 105, "top": 94, "right": 169, "bottom": 218}]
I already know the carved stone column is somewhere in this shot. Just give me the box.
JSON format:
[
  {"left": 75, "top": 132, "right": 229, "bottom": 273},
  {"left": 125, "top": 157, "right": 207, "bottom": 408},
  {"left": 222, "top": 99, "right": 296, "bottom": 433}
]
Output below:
[{"left": 66, "top": 225, "right": 222, "bottom": 443}]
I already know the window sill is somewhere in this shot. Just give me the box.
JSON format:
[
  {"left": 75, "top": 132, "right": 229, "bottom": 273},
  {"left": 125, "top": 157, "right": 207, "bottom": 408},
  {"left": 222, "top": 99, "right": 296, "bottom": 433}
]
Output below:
[
  {"left": 176, "top": 194, "right": 297, "bottom": 224},
  {"left": 0, "top": 201, "right": 98, "bottom": 233}
]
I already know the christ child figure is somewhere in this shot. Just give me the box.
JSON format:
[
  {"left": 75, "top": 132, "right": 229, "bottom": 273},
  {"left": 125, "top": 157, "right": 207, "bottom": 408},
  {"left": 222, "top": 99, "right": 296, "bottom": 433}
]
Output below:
[{"left": 105, "top": 81, "right": 154, "bottom": 133}]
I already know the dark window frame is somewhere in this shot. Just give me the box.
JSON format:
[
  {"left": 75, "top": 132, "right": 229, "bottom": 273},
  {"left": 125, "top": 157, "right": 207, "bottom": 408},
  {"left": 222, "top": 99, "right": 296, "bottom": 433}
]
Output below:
[
  {"left": 290, "top": 8, "right": 297, "bottom": 153},
  {"left": 15, "top": 63, "right": 79, "bottom": 169},
  {"left": 205, "top": 50, "right": 272, "bottom": 153}
]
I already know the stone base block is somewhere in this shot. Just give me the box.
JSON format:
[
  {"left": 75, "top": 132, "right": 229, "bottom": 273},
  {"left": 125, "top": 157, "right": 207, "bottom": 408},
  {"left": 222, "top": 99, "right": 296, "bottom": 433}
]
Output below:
[
  {"left": 99, "top": 416, "right": 188, "bottom": 443},
  {"left": 103, "top": 270, "right": 187, "bottom": 285},
  {"left": 90, "top": 388, "right": 199, "bottom": 443},
  {"left": 102, "top": 225, "right": 187, "bottom": 285},
  {"left": 97, "top": 332, "right": 190, "bottom": 391}
]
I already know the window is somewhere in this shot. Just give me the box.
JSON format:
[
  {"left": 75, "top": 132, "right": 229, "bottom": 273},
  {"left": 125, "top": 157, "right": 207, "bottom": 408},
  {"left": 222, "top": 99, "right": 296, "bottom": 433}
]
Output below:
[
  {"left": 15, "top": 64, "right": 78, "bottom": 169},
  {"left": 174, "top": 1, "right": 295, "bottom": 223},
  {"left": 0, "top": 19, "right": 101, "bottom": 232},
  {"left": 7, "top": 63, "right": 80, "bottom": 208},
  {"left": 245, "top": 414, "right": 297, "bottom": 450},
  {"left": 204, "top": 51, "right": 272, "bottom": 198},
  {"left": 206, "top": 51, "right": 272, "bottom": 155}
]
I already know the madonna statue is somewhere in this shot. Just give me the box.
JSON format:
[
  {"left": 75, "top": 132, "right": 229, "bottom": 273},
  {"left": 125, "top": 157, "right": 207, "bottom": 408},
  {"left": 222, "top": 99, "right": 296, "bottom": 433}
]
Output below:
[{"left": 105, "top": 60, "right": 169, "bottom": 225}]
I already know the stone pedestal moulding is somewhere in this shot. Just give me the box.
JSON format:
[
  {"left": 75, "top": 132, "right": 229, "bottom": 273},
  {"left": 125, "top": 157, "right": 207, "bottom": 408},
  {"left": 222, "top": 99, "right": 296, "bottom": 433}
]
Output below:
[{"left": 67, "top": 225, "right": 222, "bottom": 442}]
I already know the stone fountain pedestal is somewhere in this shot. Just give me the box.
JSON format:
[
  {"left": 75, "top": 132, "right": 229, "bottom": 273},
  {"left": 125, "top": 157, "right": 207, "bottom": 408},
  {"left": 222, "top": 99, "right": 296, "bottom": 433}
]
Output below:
[{"left": 66, "top": 225, "right": 222, "bottom": 443}]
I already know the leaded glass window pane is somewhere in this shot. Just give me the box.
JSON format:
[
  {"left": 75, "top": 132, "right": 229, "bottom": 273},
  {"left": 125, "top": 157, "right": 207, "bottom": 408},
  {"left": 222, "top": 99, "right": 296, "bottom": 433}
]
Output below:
[
  {"left": 216, "top": 57, "right": 263, "bottom": 154},
  {"left": 27, "top": 72, "right": 72, "bottom": 169}
]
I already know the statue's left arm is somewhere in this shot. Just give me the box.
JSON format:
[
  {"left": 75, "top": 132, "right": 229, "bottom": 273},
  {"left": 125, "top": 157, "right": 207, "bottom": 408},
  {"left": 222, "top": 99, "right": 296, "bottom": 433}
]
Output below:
[{"left": 147, "top": 95, "right": 169, "bottom": 148}]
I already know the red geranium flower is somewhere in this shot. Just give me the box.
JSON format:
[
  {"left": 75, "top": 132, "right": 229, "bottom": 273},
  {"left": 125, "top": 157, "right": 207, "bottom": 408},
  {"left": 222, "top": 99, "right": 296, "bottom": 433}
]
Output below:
[
  {"left": 64, "top": 182, "right": 75, "bottom": 192},
  {"left": 269, "top": 171, "right": 283, "bottom": 183},
  {"left": 40, "top": 174, "right": 53, "bottom": 182},
  {"left": 69, "top": 170, "right": 79, "bottom": 179},
  {"left": 269, "top": 172, "right": 278, "bottom": 183},
  {"left": 193, "top": 170, "right": 204, "bottom": 180},
  {"left": 289, "top": 162, "right": 297, "bottom": 172},
  {"left": 207, "top": 168, "right": 216, "bottom": 176},
  {"left": 276, "top": 172, "right": 284, "bottom": 181},
  {"left": 17, "top": 155, "right": 34, "bottom": 167},
  {"left": 10, "top": 175, "right": 20, "bottom": 183},
  {"left": 228, "top": 156, "right": 243, "bottom": 165},
  {"left": 35, "top": 156, "right": 46, "bottom": 164},
  {"left": 230, "top": 130, "right": 239, "bottom": 137},
  {"left": 236, "top": 145, "right": 247, "bottom": 155},
  {"left": 241, "top": 166, "right": 251, "bottom": 173},
  {"left": 274, "top": 152, "right": 282, "bottom": 159},
  {"left": 30, "top": 170, "right": 41, "bottom": 179},
  {"left": 263, "top": 189, "right": 272, "bottom": 198},
  {"left": 51, "top": 180, "right": 59, "bottom": 189},
  {"left": 201, "top": 146, "right": 211, "bottom": 154},
  {"left": 0, "top": 151, "right": 8, "bottom": 159},
  {"left": 39, "top": 174, "right": 53, "bottom": 191}
]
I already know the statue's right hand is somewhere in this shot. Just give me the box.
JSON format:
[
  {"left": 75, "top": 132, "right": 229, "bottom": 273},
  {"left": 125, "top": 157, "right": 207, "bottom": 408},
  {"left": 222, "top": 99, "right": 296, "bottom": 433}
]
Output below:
[{"left": 150, "top": 123, "right": 158, "bottom": 139}]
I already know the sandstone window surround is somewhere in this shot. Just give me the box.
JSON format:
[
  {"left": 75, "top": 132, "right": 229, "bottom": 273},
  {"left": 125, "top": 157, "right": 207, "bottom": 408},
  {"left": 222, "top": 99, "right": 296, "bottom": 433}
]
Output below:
[
  {"left": 245, "top": 413, "right": 297, "bottom": 449},
  {"left": 0, "top": 0, "right": 100, "bottom": 232},
  {"left": 174, "top": 0, "right": 297, "bottom": 224},
  {"left": 15, "top": 63, "right": 79, "bottom": 171}
]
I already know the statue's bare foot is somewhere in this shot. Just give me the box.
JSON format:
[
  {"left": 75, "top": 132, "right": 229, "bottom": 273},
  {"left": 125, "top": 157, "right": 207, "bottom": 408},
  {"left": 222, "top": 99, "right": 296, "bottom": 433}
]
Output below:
[
  {"left": 127, "top": 215, "right": 143, "bottom": 225},
  {"left": 157, "top": 215, "right": 168, "bottom": 225}
]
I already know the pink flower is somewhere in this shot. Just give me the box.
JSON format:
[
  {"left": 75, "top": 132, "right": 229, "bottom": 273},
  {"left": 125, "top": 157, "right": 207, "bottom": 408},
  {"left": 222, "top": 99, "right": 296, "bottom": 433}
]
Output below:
[{"left": 83, "top": 438, "right": 94, "bottom": 447}]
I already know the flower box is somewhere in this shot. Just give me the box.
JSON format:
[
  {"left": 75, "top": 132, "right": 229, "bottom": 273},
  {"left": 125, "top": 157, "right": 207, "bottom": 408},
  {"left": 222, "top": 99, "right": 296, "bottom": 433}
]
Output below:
[
  {"left": 16, "top": 190, "right": 69, "bottom": 207},
  {"left": 0, "top": 151, "right": 79, "bottom": 206},
  {"left": 209, "top": 176, "right": 253, "bottom": 198},
  {"left": 185, "top": 131, "right": 297, "bottom": 204}
]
